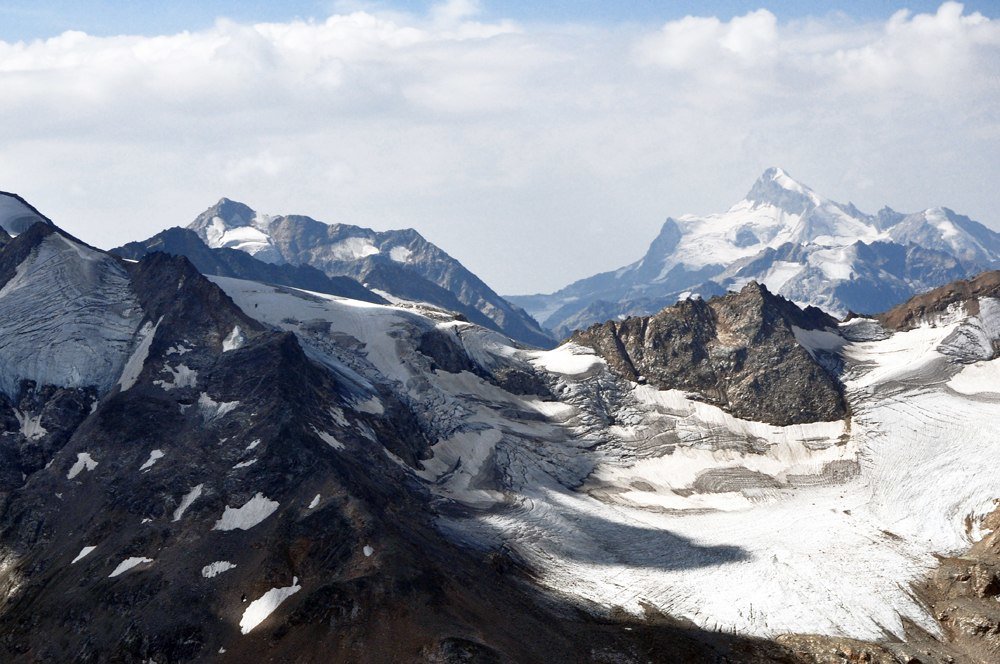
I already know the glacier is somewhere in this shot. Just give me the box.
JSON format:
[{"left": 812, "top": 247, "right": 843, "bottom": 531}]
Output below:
[{"left": 213, "top": 274, "right": 1000, "bottom": 641}]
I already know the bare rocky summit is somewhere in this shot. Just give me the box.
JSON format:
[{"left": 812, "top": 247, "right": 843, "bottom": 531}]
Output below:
[{"left": 571, "top": 282, "right": 846, "bottom": 425}]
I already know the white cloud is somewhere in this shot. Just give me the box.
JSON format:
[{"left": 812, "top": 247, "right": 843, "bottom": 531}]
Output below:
[{"left": 0, "top": 3, "right": 996, "bottom": 295}]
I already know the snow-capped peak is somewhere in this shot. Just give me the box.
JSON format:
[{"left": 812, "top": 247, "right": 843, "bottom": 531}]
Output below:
[
  {"left": 188, "top": 199, "right": 284, "bottom": 263},
  {"left": 743, "top": 167, "right": 824, "bottom": 212},
  {"left": 207, "top": 198, "right": 257, "bottom": 230}
]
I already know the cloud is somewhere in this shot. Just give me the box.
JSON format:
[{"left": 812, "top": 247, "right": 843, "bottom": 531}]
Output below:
[{"left": 0, "top": 2, "right": 996, "bottom": 294}]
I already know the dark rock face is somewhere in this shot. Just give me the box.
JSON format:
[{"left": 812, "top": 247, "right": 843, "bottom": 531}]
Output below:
[
  {"left": 113, "top": 227, "right": 386, "bottom": 304},
  {"left": 0, "top": 235, "right": 816, "bottom": 664},
  {"left": 572, "top": 283, "right": 847, "bottom": 425}
]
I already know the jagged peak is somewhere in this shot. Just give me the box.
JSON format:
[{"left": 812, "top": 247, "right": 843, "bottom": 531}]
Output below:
[{"left": 191, "top": 197, "right": 258, "bottom": 231}]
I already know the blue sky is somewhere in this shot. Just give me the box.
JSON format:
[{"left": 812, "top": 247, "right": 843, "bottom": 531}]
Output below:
[{"left": 2, "top": 0, "right": 999, "bottom": 40}]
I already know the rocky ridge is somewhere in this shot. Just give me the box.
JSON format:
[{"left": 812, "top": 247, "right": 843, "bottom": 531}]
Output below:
[
  {"left": 571, "top": 282, "right": 846, "bottom": 425},
  {"left": 185, "top": 199, "right": 554, "bottom": 348},
  {"left": 113, "top": 226, "right": 386, "bottom": 305}
]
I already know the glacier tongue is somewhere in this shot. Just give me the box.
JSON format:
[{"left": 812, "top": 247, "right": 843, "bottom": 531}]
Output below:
[{"left": 0, "top": 232, "right": 143, "bottom": 396}]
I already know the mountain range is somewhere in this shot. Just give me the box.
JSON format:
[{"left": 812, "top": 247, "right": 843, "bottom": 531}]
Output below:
[
  {"left": 118, "top": 198, "right": 555, "bottom": 349},
  {"left": 3, "top": 186, "right": 1000, "bottom": 661},
  {"left": 510, "top": 167, "right": 1000, "bottom": 338}
]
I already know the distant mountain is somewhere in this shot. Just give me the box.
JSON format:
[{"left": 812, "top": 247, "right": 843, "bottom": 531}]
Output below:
[
  {"left": 510, "top": 167, "right": 1000, "bottom": 338},
  {"left": 112, "top": 227, "right": 386, "bottom": 305},
  {"left": 186, "top": 199, "right": 555, "bottom": 348}
]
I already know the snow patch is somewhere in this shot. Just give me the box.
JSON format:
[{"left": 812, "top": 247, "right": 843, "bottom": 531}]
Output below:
[
  {"left": 239, "top": 577, "right": 301, "bottom": 634},
  {"left": 308, "top": 494, "right": 320, "bottom": 509},
  {"left": 154, "top": 364, "right": 198, "bottom": 390},
  {"left": 353, "top": 396, "right": 384, "bottom": 415},
  {"left": 329, "top": 237, "right": 379, "bottom": 261},
  {"left": 172, "top": 484, "right": 203, "bottom": 521},
  {"left": 201, "top": 561, "right": 237, "bottom": 578},
  {"left": 311, "top": 426, "right": 344, "bottom": 450},
  {"left": 529, "top": 343, "right": 605, "bottom": 377},
  {"left": 118, "top": 319, "right": 160, "bottom": 391},
  {"left": 948, "top": 359, "right": 1000, "bottom": 395},
  {"left": 222, "top": 326, "right": 245, "bottom": 352},
  {"left": 213, "top": 493, "right": 279, "bottom": 531},
  {"left": 389, "top": 246, "right": 413, "bottom": 263},
  {"left": 14, "top": 410, "right": 46, "bottom": 440},
  {"left": 232, "top": 458, "right": 257, "bottom": 469},
  {"left": 198, "top": 393, "right": 239, "bottom": 421},
  {"left": 139, "top": 449, "right": 164, "bottom": 471},
  {"left": 792, "top": 326, "right": 846, "bottom": 358},
  {"left": 67, "top": 452, "right": 97, "bottom": 479},
  {"left": 109, "top": 556, "right": 153, "bottom": 577},
  {"left": 71, "top": 546, "right": 96, "bottom": 564},
  {"left": 363, "top": 545, "right": 373, "bottom": 557}
]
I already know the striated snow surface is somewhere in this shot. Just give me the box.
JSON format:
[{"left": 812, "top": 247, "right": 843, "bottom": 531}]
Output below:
[{"left": 0, "top": 233, "right": 144, "bottom": 397}]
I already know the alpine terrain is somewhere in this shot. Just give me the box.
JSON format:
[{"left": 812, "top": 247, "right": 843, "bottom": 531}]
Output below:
[
  {"left": 511, "top": 168, "right": 1000, "bottom": 338},
  {"left": 2, "top": 189, "right": 1000, "bottom": 663},
  {"left": 119, "top": 199, "right": 555, "bottom": 349}
]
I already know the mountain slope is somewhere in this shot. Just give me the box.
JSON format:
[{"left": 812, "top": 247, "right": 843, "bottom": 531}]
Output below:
[
  {"left": 5, "top": 191, "right": 1000, "bottom": 662},
  {"left": 112, "top": 226, "right": 387, "bottom": 305},
  {"left": 511, "top": 168, "right": 1000, "bottom": 337},
  {"left": 186, "top": 199, "right": 555, "bottom": 348}
]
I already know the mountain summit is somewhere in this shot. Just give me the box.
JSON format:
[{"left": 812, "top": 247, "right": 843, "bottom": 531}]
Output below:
[
  {"left": 510, "top": 168, "right": 1000, "bottom": 337},
  {"left": 185, "top": 199, "right": 555, "bottom": 348}
]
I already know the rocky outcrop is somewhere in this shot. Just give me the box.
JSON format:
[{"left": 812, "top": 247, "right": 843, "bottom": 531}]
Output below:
[
  {"left": 572, "top": 282, "right": 847, "bottom": 425},
  {"left": 878, "top": 270, "right": 1000, "bottom": 331},
  {"left": 919, "top": 503, "right": 1000, "bottom": 664}
]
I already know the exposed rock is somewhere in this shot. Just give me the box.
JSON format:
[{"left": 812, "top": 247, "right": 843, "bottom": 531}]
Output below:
[
  {"left": 571, "top": 282, "right": 847, "bottom": 425},
  {"left": 113, "top": 227, "right": 386, "bottom": 304},
  {"left": 878, "top": 271, "right": 1000, "bottom": 331},
  {"left": 186, "top": 199, "right": 555, "bottom": 348}
]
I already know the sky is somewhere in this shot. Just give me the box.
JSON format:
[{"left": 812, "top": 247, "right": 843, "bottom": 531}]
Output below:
[{"left": 0, "top": 1, "right": 998, "bottom": 294}]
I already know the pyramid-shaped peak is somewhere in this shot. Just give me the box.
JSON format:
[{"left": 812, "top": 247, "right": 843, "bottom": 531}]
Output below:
[
  {"left": 744, "top": 167, "right": 822, "bottom": 210},
  {"left": 199, "top": 198, "right": 257, "bottom": 229}
]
